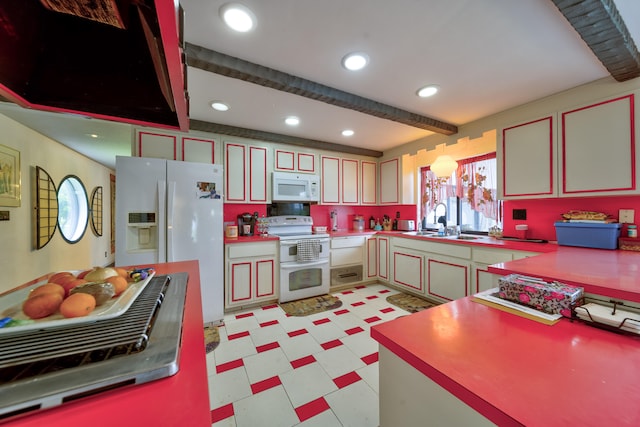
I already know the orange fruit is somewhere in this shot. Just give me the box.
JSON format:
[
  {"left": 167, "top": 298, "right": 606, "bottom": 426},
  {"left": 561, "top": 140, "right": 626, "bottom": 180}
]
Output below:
[
  {"left": 23, "top": 293, "right": 63, "bottom": 319},
  {"left": 62, "top": 278, "right": 88, "bottom": 297},
  {"left": 115, "top": 267, "right": 130, "bottom": 280},
  {"left": 29, "top": 283, "right": 65, "bottom": 299},
  {"left": 49, "top": 272, "right": 74, "bottom": 284},
  {"left": 105, "top": 275, "right": 128, "bottom": 296},
  {"left": 60, "top": 293, "right": 96, "bottom": 318}
]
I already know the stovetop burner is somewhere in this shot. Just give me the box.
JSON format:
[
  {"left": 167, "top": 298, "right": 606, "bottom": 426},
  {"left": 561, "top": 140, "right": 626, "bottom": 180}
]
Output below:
[{"left": 0, "top": 273, "right": 187, "bottom": 421}]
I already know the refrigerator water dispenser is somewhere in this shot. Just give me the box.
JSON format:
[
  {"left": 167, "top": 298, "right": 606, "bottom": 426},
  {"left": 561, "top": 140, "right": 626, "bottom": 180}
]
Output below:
[{"left": 127, "top": 212, "right": 157, "bottom": 252}]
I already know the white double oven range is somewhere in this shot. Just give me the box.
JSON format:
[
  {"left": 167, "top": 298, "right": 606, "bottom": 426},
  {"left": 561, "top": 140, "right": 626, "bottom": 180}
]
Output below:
[{"left": 265, "top": 213, "right": 330, "bottom": 303}]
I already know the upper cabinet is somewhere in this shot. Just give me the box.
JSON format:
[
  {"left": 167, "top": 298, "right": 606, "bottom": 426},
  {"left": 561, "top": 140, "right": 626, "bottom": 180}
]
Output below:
[
  {"left": 225, "top": 141, "right": 268, "bottom": 204},
  {"left": 275, "top": 149, "right": 316, "bottom": 173},
  {"left": 379, "top": 158, "right": 400, "bottom": 204},
  {"left": 136, "top": 130, "right": 219, "bottom": 164},
  {"left": 560, "top": 94, "right": 636, "bottom": 197},
  {"left": 499, "top": 92, "right": 638, "bottom": 199},
  {"left": 341, "top": 159, "right": 359, "bottom": 204},
  {"left": 361, "top": 161, "right": 377, "bottom": 205},
  {"left": 321, "top": 156, "right": 340, "bottom": 204},
  {"left": 500, "top": 116, "right": 556, "bottom": 199}
]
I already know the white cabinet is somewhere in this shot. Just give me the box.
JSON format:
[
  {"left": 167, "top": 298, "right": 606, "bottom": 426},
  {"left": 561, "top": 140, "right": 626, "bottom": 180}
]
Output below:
[
  {"left": 365, "top": 234, "right": 390, "bottom": 282},
  {"left": 225, "top": 142, "right": 268, "bottom": 203},
  {"left": 366, "top": 235, "right": 378, "bottom": 279},
  {"left": 321, "top": 155, "right": 361, "bottom": 205},
  {"left": 426, "top": 255, "right": 470, "bottom": 302},
  {"left": 361, "top": 161, "right": 377, "bottom": 205},
  {"left": 471, "top": 247, "right": 540, "bottom": 293},
  {"left": 321, "top": 156, "right": 340, "bottom": 204},
  {"left": 136, "top": 130, "right": 220, "bottom": 163},
  {"left": 560, "top": 93, "right": 637, "bottom": 196},
  {"left": 275, "top": 149, "right": 316, "bottom": 173},
  {"left": 137, "top": 131, "right": 177, "bottom": 160},
  {"left": 330, "top": 236, "right": 365, "bottom": 267},
  {"left": 225, "top": 241, "right": 278, "bottom": 309},
  {"left": 392, "top": 248, "right": 424, "bottom": 293},
  {"left": 423, "top": 242, "right": 471, "bottom": 303},
  {"left": 499, "top": 92, "right": 638, "bottom": 199},
  {"left": 500, "top": 116, "right": 556, "bottom": 199},
  {"left": 379, "top": 158, "right": 399, "bottom": 204},
  {"left": 341, "top": 158, "right": 359, "bottom": 204}
]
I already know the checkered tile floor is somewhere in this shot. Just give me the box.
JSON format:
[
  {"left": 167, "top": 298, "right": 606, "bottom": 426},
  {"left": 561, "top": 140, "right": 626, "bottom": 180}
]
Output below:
[{"left": 207, "top": 284, "right": 409, "bottom": 427}]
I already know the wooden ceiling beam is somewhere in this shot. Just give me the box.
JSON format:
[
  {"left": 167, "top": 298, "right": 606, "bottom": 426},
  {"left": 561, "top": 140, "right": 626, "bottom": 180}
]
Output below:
[
  {"left": 190, "top": 119, "right": 384, "bottom": 157},
  {"left": 551, "top": 0, "right": 640, "bottom": 82},
  {"left": 185, "top": 43, "right": 458, "bottom": 136}
]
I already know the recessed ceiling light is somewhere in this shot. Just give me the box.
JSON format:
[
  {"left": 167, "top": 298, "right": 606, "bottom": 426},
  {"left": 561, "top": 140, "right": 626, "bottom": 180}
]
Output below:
[
  {"left": 342, "top": 52, "right": 369, "bottom": 71},
  {"left": 285, "top": 116, "right": 300, "bottom": 126},
  {"left": 85, "top": 133, "right": 99, "bottom": 138},
  {"left": 342, "top": 129, "right": 355, "bottom": 137},
  {"left": 219, "top": 3, "right": 256, "bottom": 32},
  {"left": 211, "top": 101, "right": 230, "bottom": 111},
  {"left": 417, "top": 85, "right": 439, "bottom": 98}
]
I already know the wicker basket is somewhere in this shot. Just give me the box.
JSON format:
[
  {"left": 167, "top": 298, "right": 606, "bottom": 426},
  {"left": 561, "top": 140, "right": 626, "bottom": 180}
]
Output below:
[{"left": 619, "top": 237, "right": 640, "bottom": 251}]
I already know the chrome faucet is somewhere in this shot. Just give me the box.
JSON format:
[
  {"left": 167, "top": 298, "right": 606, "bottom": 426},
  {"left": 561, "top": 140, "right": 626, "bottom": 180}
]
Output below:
[{"left": 434, "top": 203, "right": 447, "bottom": 228}]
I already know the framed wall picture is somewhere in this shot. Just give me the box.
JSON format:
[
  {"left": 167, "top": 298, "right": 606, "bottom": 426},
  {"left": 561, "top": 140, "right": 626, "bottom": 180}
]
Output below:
[{"left": 0, "top": 144, "right": 20, "bottom": 207}]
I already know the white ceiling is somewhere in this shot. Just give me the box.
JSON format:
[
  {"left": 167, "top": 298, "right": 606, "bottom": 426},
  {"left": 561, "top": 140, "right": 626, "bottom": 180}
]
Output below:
[{"left": 1, "top": 0, "right": 639, "bottom": 169}]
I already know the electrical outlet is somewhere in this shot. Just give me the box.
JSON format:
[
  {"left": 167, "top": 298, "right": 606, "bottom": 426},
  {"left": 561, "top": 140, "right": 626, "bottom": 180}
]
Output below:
[
  {"left": 512, "top": 209, "right": 527, "bottom": 220},
  {"left": 619, "top": 209, "right": 635, "bottom": 224}
]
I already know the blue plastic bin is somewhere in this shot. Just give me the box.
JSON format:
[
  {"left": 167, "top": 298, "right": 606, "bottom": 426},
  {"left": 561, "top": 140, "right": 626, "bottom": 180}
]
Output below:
[{"left": 554, "top": 221, "right": 622, "bottom": 250}]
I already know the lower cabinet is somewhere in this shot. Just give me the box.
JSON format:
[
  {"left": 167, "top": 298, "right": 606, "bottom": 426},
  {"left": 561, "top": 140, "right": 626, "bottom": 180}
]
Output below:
[
  {"left": 367, "top": 235, "right": 390, "bottom": 281},
  {"left": 392, "top": 249, "right": 424, "bottom": 293},
  {"left": 426, "top": 255, "right": 470, "bottom": 302},
  {"left": 225, "top": 241, "right": 278, "bottom": 309},
  {"left": 471, "top": 247, "right": 541, "bottom": 293}
]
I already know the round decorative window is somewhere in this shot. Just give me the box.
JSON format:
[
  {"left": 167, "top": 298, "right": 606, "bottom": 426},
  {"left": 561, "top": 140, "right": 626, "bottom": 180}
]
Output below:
[{"left": 57, "top": 175, "right": 89, "bottom": 243}]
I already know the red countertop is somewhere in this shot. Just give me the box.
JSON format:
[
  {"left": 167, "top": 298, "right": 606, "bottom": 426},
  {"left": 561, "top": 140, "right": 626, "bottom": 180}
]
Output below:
[
  {"left": 488, "top": 246, "right": 640, "bottom": 302},
  {"left": 5, "top": 260, "right": 211, "bottom": 427},
  {"left": 384, "top": 230, "right": 559, "bottom": 253},
  {"left": 371, "top": 297, "right": 640, "bottom": 426}
]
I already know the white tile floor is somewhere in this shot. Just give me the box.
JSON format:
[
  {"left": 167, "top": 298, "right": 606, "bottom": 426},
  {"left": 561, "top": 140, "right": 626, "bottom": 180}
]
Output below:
[{"left": 207, "top": 284, "right": 410, "bottom": 427}]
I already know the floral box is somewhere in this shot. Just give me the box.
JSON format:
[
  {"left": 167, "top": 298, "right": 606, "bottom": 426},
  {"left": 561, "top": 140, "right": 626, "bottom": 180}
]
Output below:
[{"left": 498, "top": 274, "right": 583, "bottom": 317}]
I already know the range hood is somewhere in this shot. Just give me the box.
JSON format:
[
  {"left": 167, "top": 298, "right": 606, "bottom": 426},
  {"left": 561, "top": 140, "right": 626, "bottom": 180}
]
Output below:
[{"left": 0, "top": 0, "right": 189, "bottom": 131}]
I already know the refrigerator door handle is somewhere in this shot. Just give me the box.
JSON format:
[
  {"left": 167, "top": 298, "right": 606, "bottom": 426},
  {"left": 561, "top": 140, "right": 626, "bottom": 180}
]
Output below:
[
  {"left": 166, "top": 181, "right": 176, "bottom": 262},
  {"left": 158, "top": 180, "right": 167, "bottom": 263}
]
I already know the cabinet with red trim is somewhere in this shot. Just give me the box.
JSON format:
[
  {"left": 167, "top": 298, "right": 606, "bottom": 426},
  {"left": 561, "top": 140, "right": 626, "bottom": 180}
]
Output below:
[
  {"left": 366, "top": 235, "right": 389, "bottom": 281},
  {"left": 379, "top": 158, "right": 400, "bottom": 205},
  {"left": 224, "top": 141, "right": 268, "bottom": 203},
  {"left": 275, "top": 149, "right": 316, "bottom": 173},
  {"left": 136, "top": 129, "right": 219, "bottom": 163},
  {"left": 500, "top": 116, "right": 556, "bottom": 199},
  {"left": 559, "top": 93, "right": 637, "bottom": 197},
  {"left": 499, "top": 92, "right": 638, "bottom": 199},
  {"left": 389, "top": 237, "right": 425, "bottom": 294},
  {"left": 320, "top": 155, "right": 360, "bottom": 204},
  {"left": 225, "top": 241, "right": 278, "bottom": 309}
]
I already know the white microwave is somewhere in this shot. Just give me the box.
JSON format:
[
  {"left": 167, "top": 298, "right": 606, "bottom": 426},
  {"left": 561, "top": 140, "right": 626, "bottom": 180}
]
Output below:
[{"left": 272, "top": 172, "right": 320, "bottom": 202}]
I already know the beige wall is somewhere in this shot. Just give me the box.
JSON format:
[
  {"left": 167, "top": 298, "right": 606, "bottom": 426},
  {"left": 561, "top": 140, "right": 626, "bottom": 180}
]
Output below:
[{"left": 0, "top": 114, "right": 115, "bottom": 293}]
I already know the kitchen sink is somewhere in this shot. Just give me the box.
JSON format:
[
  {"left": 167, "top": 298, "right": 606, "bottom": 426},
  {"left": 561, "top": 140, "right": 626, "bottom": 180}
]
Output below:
[
  {"left": 455, "top": 235, "right": 479, "bottom": 240},
  {"left": 403, "top": 231, "right": 480, "bottom": 240}
]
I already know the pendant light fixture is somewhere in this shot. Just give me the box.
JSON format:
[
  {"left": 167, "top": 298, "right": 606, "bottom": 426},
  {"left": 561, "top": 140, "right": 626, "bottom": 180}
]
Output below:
[{"left": 430, "top": 155, "right": 458, "bottom": 178}]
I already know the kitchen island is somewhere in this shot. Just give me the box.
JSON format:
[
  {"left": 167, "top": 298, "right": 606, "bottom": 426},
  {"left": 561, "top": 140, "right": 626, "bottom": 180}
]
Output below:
[
  {"left": 4, "top": 260, "right": 211, "bottom": 427},
  {"left": 371, "top": 296, "right": 640, "bottom": 426},
  {"left": 488, "top": 246, "right": 640, "bottom": 302}
]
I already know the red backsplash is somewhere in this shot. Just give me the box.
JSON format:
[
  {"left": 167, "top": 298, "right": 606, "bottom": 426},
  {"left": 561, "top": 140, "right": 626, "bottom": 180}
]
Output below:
[
  {"left": 224, "top": 196, "right": 640, "bottom": 240},
  {"left": 223, "top": 203, "right": 418, "bottom": 231},
  {"left": 503, "top": 196, "right": 640, "bottom": 241}
]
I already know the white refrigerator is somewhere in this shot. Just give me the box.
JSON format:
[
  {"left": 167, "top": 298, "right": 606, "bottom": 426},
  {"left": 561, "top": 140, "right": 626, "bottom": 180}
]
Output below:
[{"left": 115, "top": 156, "right": 224, "bottom": 325}]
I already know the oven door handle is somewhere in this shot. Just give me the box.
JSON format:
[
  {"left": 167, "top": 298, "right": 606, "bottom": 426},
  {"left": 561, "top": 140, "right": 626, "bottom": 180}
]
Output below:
[
  {"left": 281, "top": 259, "right": 329, "bottom": 268},
  {"left": 281, "top": 239, "right": 329, "bottom": 246}
]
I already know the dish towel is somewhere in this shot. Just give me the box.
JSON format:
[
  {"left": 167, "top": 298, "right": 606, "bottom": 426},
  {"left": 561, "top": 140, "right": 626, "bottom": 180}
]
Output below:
[{"left": 297, "top": 239, "right": 321, "bottom": 262}]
